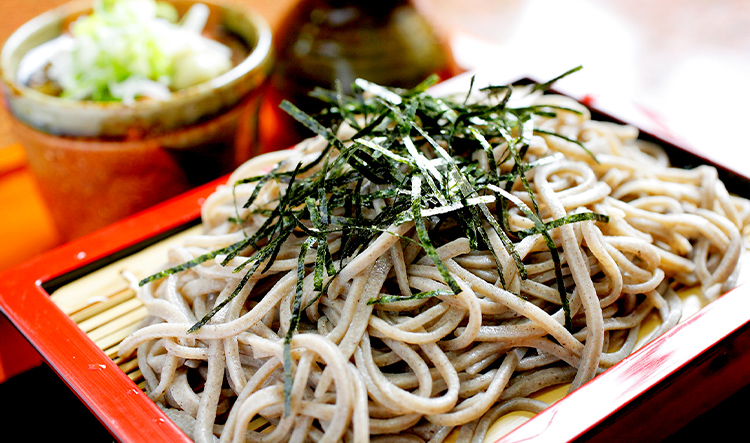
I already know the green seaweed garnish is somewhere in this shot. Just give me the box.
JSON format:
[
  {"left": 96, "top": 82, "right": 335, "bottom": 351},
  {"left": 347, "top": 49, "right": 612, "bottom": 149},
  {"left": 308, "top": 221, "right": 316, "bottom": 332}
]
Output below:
[
  {"left": 137, "top": 67, "right": 610, "bottom": 416},
  {"left": 368, "top": 289, "right": 453, "bottom": 305}
]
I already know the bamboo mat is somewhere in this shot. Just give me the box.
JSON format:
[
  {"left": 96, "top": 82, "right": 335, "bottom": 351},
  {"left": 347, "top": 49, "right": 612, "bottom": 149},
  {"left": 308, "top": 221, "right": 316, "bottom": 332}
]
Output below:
[
  {"left": 44, "top": 220, "right": 567, "bottom": 438},
  {"left": 46, "top": 220, "right": 749, "bottom": 441},
  {"left": 49, "top": 225, "right": 203, "bottom": 388}
]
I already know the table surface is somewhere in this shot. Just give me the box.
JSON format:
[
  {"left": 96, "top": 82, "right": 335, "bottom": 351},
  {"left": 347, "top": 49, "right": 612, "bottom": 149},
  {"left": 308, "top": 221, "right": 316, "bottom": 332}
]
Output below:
[{"left": 0, "top": 0, "right": 749, "bottom": 441}]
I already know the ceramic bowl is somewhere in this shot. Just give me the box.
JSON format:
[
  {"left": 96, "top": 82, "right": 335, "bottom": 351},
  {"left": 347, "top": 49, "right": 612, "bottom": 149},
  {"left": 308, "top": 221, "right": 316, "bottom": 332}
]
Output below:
[{"left": 0, "top": 0, "right": 273, "bottom": 240}]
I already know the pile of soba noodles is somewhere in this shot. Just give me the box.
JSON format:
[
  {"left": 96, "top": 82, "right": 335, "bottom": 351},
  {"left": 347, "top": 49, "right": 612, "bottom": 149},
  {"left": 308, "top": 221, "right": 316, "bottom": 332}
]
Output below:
[{"left": 119, "top": 72, "right": 750, "bottom": 442}]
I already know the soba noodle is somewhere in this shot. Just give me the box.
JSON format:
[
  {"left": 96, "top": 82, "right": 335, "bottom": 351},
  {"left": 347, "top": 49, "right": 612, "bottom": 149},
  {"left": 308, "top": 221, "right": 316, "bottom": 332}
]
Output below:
[{"left": 118, "top": 78, "right": 750, "bottom": 442}]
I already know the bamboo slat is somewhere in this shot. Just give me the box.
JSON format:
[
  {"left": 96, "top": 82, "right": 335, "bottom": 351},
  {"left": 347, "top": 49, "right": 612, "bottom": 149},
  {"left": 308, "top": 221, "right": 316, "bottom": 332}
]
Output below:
[{"left": 50, "top": 226, "right": 201, "bottom": 385}]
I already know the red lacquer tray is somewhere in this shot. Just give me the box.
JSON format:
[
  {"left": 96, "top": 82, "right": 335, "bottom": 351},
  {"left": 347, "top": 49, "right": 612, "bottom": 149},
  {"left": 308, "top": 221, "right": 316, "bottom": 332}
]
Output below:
[{"left": 1, "top": 77, "right": 750, "bottom": 442}]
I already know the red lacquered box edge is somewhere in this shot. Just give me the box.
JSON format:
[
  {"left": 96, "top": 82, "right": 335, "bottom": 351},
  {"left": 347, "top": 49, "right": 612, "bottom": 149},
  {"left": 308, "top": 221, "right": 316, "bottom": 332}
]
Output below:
[{"left": 1, "top": 73, "right": 749, "bottom": 442}]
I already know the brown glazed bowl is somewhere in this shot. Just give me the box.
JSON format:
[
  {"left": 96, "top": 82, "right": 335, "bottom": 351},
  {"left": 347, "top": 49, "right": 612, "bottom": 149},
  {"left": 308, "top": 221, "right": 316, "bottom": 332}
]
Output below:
[{"left": 0, "top": 0, "right": 273, "bottom": 240}]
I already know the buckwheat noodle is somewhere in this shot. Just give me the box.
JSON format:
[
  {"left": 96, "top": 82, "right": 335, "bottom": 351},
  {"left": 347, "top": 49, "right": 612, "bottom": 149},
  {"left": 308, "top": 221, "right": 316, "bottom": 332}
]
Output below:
[{"left": 119, "top": 87, "right": 749, "bottom": 443}]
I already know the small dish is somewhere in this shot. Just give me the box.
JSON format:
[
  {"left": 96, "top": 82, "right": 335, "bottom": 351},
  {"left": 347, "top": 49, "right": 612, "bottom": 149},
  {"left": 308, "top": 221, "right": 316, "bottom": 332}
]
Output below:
[{"left": 0, "top": 0, "right": 273, "bottom": 240}]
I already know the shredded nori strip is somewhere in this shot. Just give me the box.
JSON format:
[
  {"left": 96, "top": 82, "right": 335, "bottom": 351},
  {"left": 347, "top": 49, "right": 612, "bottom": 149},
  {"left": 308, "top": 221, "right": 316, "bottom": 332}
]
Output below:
[
  {"left": 368, "top": 289, "right": 453, "bottom": 305},
  {"left": 135, "top": 68, "right": 609, "bottom": 416},
  {"left": 532, "top": 65, "right": 582, "bottom": 92},
  {"left": 411, "top": 176, "right": 461, "bottom": 294},
  {"left": 534, "top": 128, "right": 599, "bottom": 163}
]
